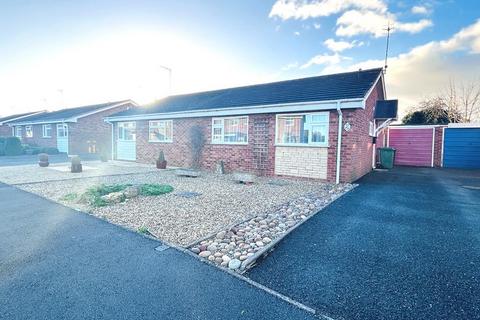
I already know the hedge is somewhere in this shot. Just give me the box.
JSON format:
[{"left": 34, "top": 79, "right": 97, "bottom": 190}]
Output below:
[{"left": 4, "top": 137, "right": 23, "bottom": 156}]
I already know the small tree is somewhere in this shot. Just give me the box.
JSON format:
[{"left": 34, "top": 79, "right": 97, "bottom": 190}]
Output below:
[
  {"left": 402, "top": 97, "right": 460, "bottom": 125},
  {"left": 4, "top": 137, "right": 23, "bottom": 156},
  {"left": 189, "top": 125, "right": 204, "bottom": 169}
]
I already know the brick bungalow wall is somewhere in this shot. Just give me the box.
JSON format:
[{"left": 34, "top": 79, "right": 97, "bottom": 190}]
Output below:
[
  {"left": 327, "top": 79, "right": 385, "bottom": 182},
  {"left": 21, "top": 124, "right": 58, "bottom": 148},
  {"left": 68, "top": 103, "right": 134, "bottom": 156},
  {"left": 135, "top": 114, "right": 276, "bottom": 175},
  {"left": 0, "top": 125, "right": 12, "bottom": 136}
]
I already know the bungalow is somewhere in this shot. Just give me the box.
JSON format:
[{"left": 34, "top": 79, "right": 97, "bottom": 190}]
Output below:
[
  {"left": 105, "top": 68, "right": 397, "bottom": 183},
  {"left": 9, "top": 100, "right": 137, "bottom": 156},
  {"left": 0, "top": 110, "right": 46, "bottom": 136}
]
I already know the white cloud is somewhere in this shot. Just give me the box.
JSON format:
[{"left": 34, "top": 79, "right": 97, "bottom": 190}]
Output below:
[
  {"left": 269, "top": 0, "right": 432, "bottom": 38},
  {"left": 336, "top": 10, "right": 432, "bottom": 37},
  {"left": 301, "top": 53, "right": 348, "bottom": 68},
  {"left": 281, "top": 61, "right": 299, "bottom": 71},
  {"left": 320, "top": 20, "right": 480, "bottom": 117},
  {"left": 294, "top": 31, "right": 301, "bottom": 36},
  {"left": 313, "top": 23, "right": 321, "bottom": 29},
  {"left": 269, "top": 0, "right": 386, "bottom": 20},
  {"left": 324, "top": 38, "right": 363, "bottom": 52},
  {"left": 411, "top": 5, "right": 429, "bottom": 15}
]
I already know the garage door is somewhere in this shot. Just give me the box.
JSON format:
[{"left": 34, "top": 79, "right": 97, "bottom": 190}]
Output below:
[
  {"left": 388, "top": 127, "right": 434, "bottom": 167},
  {"left": 443, "top": 128, "right": 480, "bottom": 168}
]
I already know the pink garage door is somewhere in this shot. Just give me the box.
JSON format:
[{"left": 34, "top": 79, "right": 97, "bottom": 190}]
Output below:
[{"left": 388, "top": 128, "right": 434, "bottom": 167}]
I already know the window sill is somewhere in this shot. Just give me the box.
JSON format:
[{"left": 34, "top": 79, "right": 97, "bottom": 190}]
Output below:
[
  {"left": 211, "top": 142, "right": 248, "bottom": 146},
  {"left": 275, "top": 143, "right": 329, "bottom": 148},
  {"left": 42, "top": 136, "right": 52, "bottom": 138},
  {"left": 148, "top": 140, "right": 173, "bottom": 143}
]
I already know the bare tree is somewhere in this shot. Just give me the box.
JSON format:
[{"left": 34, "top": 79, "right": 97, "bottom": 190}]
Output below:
[{"left": 442, "top": 78, "right": 480, "bottom": 122}]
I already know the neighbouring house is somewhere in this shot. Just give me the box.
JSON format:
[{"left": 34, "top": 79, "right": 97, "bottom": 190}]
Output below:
[
  {"left": 9, "top": 100, "right": 137, "bottom": 156},
  {"left": 105, "top": 68, "right": 398, "bottom": 183},
  {"left": 0, "top": 111, "right": 46, "bottom": 136}
]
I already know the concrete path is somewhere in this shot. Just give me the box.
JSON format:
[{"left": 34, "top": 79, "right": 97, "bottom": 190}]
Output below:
[
  {"left": 0, "top": 183, "right": 314, "bottom": 320},
  {"left": 248, "top": 167, "right": 480, "bottom": 320}
]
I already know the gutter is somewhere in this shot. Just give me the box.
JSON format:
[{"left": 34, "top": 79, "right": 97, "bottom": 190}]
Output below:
[{"left": 336, "top": 102, "right": 343, "bottom": 184}]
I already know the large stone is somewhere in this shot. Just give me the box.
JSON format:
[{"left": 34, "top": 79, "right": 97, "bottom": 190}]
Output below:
[
  {"left": 199, "top": 251, "right": 211, "bottom": 258},
  {"left": 123, "top": 186, "right": 139, "bottom": 199},
  {"left": 228, "top": 259, "right": 241, "bottom": 270},
  {"left": 233, "top": 172, "right": 256, "bottom": 184},
  {"left": 100, "top": 191, "right": 124, "bottom": 204},
  {"left": 175, "top": 168, "right": 201, "bottom": 177}
]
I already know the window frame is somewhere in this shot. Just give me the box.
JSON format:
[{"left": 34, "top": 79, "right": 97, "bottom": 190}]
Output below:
[
  {"left": 275, "top": 112, "right": 330, "bottom": 147},
  {"left": 42, "top": 124, "right": 52, "bottom": 138},
  {"left": 25, "top": 125, "right": 33, "bottom": 138},
  {"left": 56, "top": 123, "right": 68, "bottom": 138},
  {"left": 117, "top": 121, "right": 136, "bottom": 141},
  {"left": 211, "top": 116, "right": 249, "bottom": 145},
  {"left": 148, "top": 120, "right": 173, "bottom": 143},
  {"left": 15, "top": 126, "right": 22, "bottom": 138}
]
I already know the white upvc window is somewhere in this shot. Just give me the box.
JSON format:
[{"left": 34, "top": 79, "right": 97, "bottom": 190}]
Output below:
[
  {"left": 149, "top": 120, "right": 173, "bottom": 143},
  {"left": 25, "top": 126, "right": 33, "bottom": 138},
  {"left": 42, "top": 124, "right": 52, "bottom": 138},
  {"left": 57, "top": 124, "right": 68, "bottom": 138},
  {"left": 276, "top": 112, "right": 329, "bottom": 147},
  {"left": 211, "top": 116, "right": 248, "bottom": 144},
  {"left": 117, "top": 122, "right": 136, "bottom": 141},
  {"left": 15, "top": 126, "right": 22, "bottom": 138}
]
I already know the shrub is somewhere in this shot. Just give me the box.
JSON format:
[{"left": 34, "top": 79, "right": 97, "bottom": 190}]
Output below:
[
  {"left": 137, "top": 226, "right": 149, "bottom": 234},
  {"left": 4, "top": 137, "right": 23, "bottom": 156},
  {"left": 0, "top": 137, "right": 6, "bottom": 156},
  {"left": 60, "top": 193, "right": 78, "bottom": 201},
  {"left": 139, "top": 184, "right": 173, "bottom": 196},
  {"left": 42, "top": 147, "right": 59, "bottom": 155}
]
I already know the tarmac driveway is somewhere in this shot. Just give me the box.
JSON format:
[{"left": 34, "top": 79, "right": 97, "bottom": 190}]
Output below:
[{"left": 248, "top": 167, "right": 480, "bottom": 320}]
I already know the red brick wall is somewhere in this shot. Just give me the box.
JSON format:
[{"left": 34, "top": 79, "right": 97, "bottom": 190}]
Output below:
[
  {"left": 135, "top": 114, "right": 276, "bottom": 175},
  {"left": 0, "top": 125, "right": 12, "bottom": 136},
  {"left": 327, "top": 78, "right": 385, "bottom": 182},
  {"left": 434, "top": 126, "right": 445, "bottom": 167},
  {"left": 68, "top": 103, "right": 134, "bottom": 155},
  {"left": 19, "top": 124, "right": 57, "bottom": 147}
]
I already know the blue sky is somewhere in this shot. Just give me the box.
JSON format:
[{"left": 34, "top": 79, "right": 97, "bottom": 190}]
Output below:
[{"left": 0, "top": 0, "right": 479, "bottom": 117}]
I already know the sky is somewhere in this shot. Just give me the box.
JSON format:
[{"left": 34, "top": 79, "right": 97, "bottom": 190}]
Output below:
[{"left": 0, "top": 0, "right": 479, "bottom": 118}]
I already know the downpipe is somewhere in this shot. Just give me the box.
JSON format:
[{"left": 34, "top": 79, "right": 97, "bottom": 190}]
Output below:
[{"left": 336, "top": 102, "right": 342, "bottom": 184}]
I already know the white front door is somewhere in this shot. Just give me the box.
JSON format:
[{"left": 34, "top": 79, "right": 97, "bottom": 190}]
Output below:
[
  {"left": 116, "top": 122, "right": 136, "bottom": 161},
  {"left": 56, "top": 124, "right": 69, "bottom": 153}
]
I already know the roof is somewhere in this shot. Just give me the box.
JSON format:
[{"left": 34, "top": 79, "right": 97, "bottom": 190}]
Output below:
[
  {"left": 10, "top": 100, "right": 134, "bottom": 125},
  {"left": 375, "top": 100, "right": 398, "bottom": 119},
  {"left": 111, "top": 68, "right": 383, "bottom": 119},
  {"left": 0, "top": 110, "right": 45, "bottom": 124}
]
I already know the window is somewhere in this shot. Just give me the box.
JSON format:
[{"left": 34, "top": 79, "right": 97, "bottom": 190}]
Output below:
[
  {"left": 118, "top": 122, "right": 136, "bottom": 141},
  {"left": 211, "top": 116, "right": 248, "bottom": 144},
  {"left": 15, "top": 126, "right": 22, "bottom": 138},
  {"left": 42, "top": 124, "right": 52, "bottom": 138},
  {"left": 149, "top": 120, "right": 173, "bottom": 142},
  {"left": 276, "top": 112, "right": 329, "bottom": 146},
  {"left": 25, "top": 126, "right": 33, "bottom": 138},
  {"left": 57, "top": 124, "right": 68, "bottom": 138}
]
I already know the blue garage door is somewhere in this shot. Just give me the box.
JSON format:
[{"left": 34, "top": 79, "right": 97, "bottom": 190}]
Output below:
[{"left": 443, "top": 128, "right": 480, "bottom": 168}]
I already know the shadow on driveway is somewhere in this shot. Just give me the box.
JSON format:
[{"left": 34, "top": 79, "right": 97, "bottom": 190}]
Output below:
[{"left": 247, "top": 167, "right": 480, "bottom": 320}]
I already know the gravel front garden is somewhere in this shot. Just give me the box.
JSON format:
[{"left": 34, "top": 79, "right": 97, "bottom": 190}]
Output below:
[{"left": 13, "top": 169, "right": 353, "bottom": 247}]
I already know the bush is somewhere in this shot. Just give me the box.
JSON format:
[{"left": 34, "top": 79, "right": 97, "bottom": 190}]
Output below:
[
  {"left": 139, "top": 184, "right": 173, "bottom": 196},
  {"left": 4, "top": 137, "right": 23, "bottom": 156},
  {"left": 0, "top": 137, "right": 6, "bottom": 156}
]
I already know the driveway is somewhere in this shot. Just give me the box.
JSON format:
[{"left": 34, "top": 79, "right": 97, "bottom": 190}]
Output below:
[
  {"left": 0, "top": 183, "right": 314, "bottom": 320},
  {"left": 248, "top": 167, "right": 480, "bottom": 320}
]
